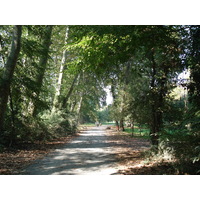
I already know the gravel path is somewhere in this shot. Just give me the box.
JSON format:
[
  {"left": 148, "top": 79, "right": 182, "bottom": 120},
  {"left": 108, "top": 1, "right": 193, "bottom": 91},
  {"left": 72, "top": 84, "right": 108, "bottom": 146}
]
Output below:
[{"left": 20, "top": 126, "right": 150, "bottom": 175}]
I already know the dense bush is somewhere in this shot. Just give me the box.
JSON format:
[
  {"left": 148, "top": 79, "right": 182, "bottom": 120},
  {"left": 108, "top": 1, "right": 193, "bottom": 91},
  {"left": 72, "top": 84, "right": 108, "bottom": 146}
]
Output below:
[
  {"left": 0, "top": 110, "right": 77, "bottom": 147},
  {"left": 40, "top": 110, "right": 77, "bottom": 137},
  {"left": 1, "top": 114, "right": 48, "bottom": 146},
  {"left": 156, "top": 128, "right": 200, "bottom": 174}
]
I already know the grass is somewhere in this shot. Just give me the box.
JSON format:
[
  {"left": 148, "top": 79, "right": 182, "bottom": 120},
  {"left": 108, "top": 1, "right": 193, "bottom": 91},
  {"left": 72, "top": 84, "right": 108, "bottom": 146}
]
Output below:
[
  {"left": 80, "top": 122, "right": 115, "bottom": 126},
  {"left": 124, "top": 126, "right": 150, "bottom": 139},
  {"left": 80, "top": 122, "right": 150, "bottom": 139},
  {"left": 102, "top": 122, "right": 115, "bottom": 125},
  {"left": 79, "top": 123, "right": 95, "bottom": 127}
]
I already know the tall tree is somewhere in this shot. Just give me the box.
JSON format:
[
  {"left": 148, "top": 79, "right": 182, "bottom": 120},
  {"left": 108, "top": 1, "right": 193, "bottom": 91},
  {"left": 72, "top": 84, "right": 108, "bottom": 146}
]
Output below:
[
  {"left": 32, "top": 25, "right": 53, "bottom": 116},
  {"left": 62, "top": 73, "right": 79, "bottom": 109},
  {"left": 187, "top": 25, "right": 200, "bottom": 131},
  {"left": 52, "top": 26, "right": 69, "bottom": 112},
  {"left": 0, "top": 25, "right": 22, "bottom": 135},
  {"left": 127, "top": 26, "right": 184, "bottom": 146}
]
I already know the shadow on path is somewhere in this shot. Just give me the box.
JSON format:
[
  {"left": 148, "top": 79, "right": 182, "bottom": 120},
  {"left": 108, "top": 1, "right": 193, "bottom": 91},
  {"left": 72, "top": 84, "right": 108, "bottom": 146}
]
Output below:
[{"left": 20, "top": 126, "right": 150, "bottom": 175}]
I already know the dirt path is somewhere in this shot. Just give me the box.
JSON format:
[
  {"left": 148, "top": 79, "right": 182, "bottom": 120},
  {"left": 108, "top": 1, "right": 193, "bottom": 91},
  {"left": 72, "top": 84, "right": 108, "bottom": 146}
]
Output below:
[{"left": 19, "top": 125, "right": 150, "bottom": 175}]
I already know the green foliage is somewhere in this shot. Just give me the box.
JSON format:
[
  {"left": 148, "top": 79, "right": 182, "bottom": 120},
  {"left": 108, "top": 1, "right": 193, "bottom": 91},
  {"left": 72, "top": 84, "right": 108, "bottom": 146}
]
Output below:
[
  {"left": 165, "top": 99, "right": 185, "bottom": 121},
  {"left": 0, "top": 25, "right": 77, "bottom": 146},
  {"left": 40, "top": 110, "right": 77, "bottom": 137},
  {"left": 142, "top": 124, "right": 200, "bottom": 174},
  {"left": 67, "top": 25, "right": 138, "bottom": 76},
  {"left": 97, "top": 107, "right": 111, "bottom": 123},
  {"left": 1, "top": 25, "right": 200, "bottom": 176},
  {"left": 187, "top": 26, "right": 200, "bottom": 134},
  {"left": 124, "top": 125, "right": 150, "bottom": 139},
  {"left": 1, "top": 113, "right": 49, "bottom": 145},
  {"left": 1, "top": 109, "right": 78, "bottom": 146}
]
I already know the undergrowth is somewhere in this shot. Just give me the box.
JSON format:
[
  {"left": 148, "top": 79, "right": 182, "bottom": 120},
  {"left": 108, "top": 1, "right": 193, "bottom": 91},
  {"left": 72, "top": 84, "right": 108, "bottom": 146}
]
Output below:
[
  {"left": 143, "top": 129, "right": 200, "bottom": 175},
  {"left": 0, "top": 110, "right": 78, "bottom": 148}
]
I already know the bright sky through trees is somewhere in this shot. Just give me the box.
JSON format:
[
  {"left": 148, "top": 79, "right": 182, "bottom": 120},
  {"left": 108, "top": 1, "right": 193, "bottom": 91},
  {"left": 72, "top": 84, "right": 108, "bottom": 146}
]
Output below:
[{"left": 104, "top": 86, "right": 113, "bottom": 105}]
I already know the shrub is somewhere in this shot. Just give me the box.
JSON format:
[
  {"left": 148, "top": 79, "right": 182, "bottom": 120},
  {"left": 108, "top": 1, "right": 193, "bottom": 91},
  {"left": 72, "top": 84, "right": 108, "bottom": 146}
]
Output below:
[{"left": 40, "top": 110, "right": 77, "bottom": 138}]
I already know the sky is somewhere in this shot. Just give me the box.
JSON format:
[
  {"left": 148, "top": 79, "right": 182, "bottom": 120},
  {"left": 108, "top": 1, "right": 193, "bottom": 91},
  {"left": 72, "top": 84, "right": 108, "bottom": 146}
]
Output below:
[{"left": 104, "top": 85, "right": 113, "bottom": 105}]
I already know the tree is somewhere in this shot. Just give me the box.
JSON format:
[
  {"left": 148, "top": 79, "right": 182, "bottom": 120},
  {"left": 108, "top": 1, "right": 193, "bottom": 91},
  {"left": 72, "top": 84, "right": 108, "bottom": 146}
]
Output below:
[
  {"left": 128, "top": 26, "right": 184, "bottom": 146},
  {"left": 52, "top": 26, "right": 69, "bottom": 112},
  {"left": 68, "top": 25, "right": 185, "bottom": 147},
  {"left": 32, "top": 25, "right": 53, "bottom": 116},
  {"left": 0, "top": 25, "right": 197, "bottom": 153},
  {"left": 0, "top": 25, "right": 22, "bottom": 135},
  {"left": 187, "top": 25, "right": 200, "bottom": 132}
]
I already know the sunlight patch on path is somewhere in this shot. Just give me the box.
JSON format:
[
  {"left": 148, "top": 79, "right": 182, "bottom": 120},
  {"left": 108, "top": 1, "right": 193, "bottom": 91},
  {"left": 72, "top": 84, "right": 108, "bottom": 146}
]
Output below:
[
  {"left": 21, "top": 126, "right": 150, "bottom": 175},
  {"left": 21, "top": 126, "right": 121, "bottom": 175}
]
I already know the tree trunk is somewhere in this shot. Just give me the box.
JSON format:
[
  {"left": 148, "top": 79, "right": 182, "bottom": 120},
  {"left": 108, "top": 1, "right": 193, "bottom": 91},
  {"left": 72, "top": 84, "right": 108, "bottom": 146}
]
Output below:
[
  {"left": 76, "top": 72, "right": 85, "bottom": 124},
  {"left": 116, "top": 120, "right": 119, "bottom": 131},
  {"left": 0, "top": 25, "right": 22, "bottom": 135},
  {"left": 68, "top": 73, "right": 82, "bottom": 113},
  {"left": 8, "top": 87, "right": 15, "bottom": 146},
  {"left": 149, "top": 51, "right": 168, "bottom": 147},
  {"left": 149, "top": 50, "right": 160, "bottom": 147},
  {"left": 32, "top": 25, "right": 53, "bottom": 116},
  {"left": 119, "top": 119, "right": 125, "bottom": 131},
  {"left": 131, "top": 120, "right": 134, "bottom": 137},
  {"left": 52, "top": 27, "right": 69, "bottom": 113},
  {"left": 62, "top": 73, "right": 79, "bottom": 109},
  {"left": 118, "top": 62, "right": 130, "bottom": 132},
  {"left": 0, "top": 34, "right": 6, "bottom": 67},
  {"left": 76, "top": 94, "right": 83, "bottom": 124},
  {"left": 70, "top": 99, "right": 77, "bottom": 112}
]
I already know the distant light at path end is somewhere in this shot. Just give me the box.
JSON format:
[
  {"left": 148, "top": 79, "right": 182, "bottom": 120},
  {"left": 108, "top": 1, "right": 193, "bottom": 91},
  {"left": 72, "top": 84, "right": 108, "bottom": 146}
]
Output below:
[{"left": 104, "top": 85, "right": 113, "bottom": 105}]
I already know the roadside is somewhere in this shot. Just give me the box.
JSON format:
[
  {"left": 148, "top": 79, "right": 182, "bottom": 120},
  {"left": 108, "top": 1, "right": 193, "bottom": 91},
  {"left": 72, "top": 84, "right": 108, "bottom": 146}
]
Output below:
[
  {"left": 0, "top": 134, "right": 79, "bottom": 175},
  {"left": 112, "top": 127, "right": 199, "bottom": 175},
  {"left": 17, "top": 125, "right": 150, "bottom": 175},
  {"left": 1, "top": 125, "right": 177, "bottom": 175},
  {"left": 0, "top": 125, "right": 151, "bottom": 175},
  {"left": 104, "top": 127, "right": 151, "bottom": 174}
]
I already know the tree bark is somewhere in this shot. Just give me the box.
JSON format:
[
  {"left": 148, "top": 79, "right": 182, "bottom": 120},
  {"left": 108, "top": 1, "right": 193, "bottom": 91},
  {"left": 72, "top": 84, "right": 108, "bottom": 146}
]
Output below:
[
  {"left": 0, "top": 34, "right": 6, "bottom": 67},
  {"left": 131, "top": 120, "right": 134, "bottom": 137},
  {"left": 62, "top": 73, "right": 79, "bottom": 109},
  {"left": 32, "top": 25, "right": 53, "bottom": 116},
  {"left": 76, "top": 72, "right": 84, "bottom": 124},
  {"left": 52, "top": 26, "right": 69, "bottom": 112},
  {"left": 76, "top": 94, "right": 83, "bottom": 124},
  {"left": 115, "top": 120, "right": 119, "bottom": 131},
  {"left": 119, "top": 119, "right": 125, "bottom": 131},
  {"left": 8, "top": 87, "right": 15, "bottom": 146},
  {"left": 0, "top": 25, "right": 22, "bottom": 135},
  {"left": 149, "top": 51, "right": 168, "bottom": 147},
  {"left": 149, "top": 49, "right": 160, "bottom": 146},
  {"left": 119, "top": 62, "right": 131, "bottom": 132}
]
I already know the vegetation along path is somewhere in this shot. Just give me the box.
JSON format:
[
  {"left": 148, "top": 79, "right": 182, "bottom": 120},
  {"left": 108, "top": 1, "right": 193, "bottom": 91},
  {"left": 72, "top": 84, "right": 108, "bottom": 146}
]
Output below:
[{"left": 18, "top": 126, "right": 150, "bottom": 175}]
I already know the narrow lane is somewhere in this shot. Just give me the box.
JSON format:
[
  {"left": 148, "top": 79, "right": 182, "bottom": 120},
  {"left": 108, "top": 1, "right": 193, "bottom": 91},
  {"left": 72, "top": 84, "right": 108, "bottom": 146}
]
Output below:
[{"left": 21, "top": 126, "right": 121, "bottom": 175}]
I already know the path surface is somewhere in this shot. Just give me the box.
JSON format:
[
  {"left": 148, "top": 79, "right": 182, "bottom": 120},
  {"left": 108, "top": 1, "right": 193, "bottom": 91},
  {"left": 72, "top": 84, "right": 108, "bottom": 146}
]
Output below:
[{"left": 20, "top": 126, "right": 150, "bottom": 175}]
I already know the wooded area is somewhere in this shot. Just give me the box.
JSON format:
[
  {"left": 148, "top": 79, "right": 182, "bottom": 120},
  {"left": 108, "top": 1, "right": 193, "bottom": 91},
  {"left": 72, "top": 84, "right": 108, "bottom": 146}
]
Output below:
[{"left": 0, "top": 25, "right": 199, "bottom": 174}]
